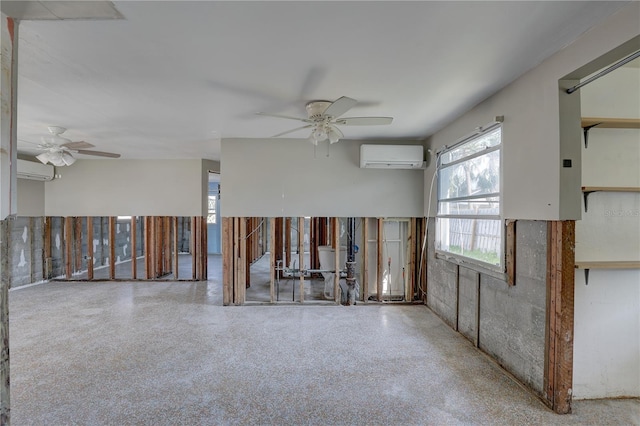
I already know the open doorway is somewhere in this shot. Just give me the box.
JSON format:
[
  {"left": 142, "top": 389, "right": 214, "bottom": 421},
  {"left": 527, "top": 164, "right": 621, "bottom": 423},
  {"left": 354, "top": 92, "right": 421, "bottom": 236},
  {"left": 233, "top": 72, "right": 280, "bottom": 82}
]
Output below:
[{"left": 207, "top": 172, "right": 222, "bottom": 283}]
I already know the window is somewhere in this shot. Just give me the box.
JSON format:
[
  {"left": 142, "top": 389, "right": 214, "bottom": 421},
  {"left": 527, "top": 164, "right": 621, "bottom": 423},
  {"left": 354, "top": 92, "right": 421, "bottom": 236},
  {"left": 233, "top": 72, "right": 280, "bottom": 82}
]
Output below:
[
  {"left": 207, "top": 195, "right": 217, "bottom": 224},
  {"left": 436, "top": 125, "right": 502, "bottom": 269}
]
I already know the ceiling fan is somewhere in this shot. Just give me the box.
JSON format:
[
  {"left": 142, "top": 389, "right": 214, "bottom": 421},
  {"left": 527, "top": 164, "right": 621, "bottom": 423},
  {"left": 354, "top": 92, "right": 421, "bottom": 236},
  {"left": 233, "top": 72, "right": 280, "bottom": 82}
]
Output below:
[
  {"left": 34, "top": 126, "right": 121, "bottom": 166},
  {"left": 257, "top": 96, "right": 393, "bottom": 145}
]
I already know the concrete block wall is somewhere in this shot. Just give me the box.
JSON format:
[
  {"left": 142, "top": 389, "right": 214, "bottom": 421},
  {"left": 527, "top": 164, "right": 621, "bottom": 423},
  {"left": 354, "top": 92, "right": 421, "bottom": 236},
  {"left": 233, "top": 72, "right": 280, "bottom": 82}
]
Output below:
[{"left": 426, "top": 219, "right": 547, "bottom": 396}]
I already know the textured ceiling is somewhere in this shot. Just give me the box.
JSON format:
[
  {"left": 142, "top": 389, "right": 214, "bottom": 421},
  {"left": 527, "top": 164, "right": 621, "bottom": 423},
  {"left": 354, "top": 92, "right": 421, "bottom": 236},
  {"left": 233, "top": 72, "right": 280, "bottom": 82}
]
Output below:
[{"left": 7, "top": 1, "right": 629, "bottom": 160}]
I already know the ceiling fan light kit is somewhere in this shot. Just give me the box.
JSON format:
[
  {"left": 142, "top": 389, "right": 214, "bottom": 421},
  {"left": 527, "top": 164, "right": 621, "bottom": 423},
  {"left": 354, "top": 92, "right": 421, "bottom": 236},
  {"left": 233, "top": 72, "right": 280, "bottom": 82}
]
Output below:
[
  {"left": 36, "top": 150, "right": 76, "bottom": 167},
  {"left": 31, "top": 126, "right": 121, "bottom": 166},
  {"left": 258, "top": 96, "right": 393, "bottom": 144}
]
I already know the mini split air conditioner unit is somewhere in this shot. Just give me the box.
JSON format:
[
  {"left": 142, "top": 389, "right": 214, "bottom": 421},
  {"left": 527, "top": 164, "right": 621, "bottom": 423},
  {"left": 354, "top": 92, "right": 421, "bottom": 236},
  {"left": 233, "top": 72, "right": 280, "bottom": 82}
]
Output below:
[
  {"left": 360, "top": 144, "right": 425, "bottom": 169},
  {"left": 17, "top": 159, "right": 55, "bottom": 181}
]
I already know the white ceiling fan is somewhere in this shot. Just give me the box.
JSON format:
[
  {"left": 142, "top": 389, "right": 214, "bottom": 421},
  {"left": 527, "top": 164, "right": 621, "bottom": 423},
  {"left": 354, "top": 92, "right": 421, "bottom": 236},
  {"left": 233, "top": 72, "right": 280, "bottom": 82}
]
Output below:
[
  {"left": 257, "top": 96, "right": 393, "bottom": 145},
  {"left": 34, "top": 126, "right": 121, "bottom": 166}
]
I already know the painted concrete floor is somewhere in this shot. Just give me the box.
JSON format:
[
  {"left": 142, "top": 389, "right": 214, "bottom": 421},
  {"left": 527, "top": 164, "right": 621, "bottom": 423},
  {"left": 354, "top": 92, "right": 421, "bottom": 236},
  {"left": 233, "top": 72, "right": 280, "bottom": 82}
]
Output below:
[{"left": 8, "top": 261, "right": 640, "bottom": 425}]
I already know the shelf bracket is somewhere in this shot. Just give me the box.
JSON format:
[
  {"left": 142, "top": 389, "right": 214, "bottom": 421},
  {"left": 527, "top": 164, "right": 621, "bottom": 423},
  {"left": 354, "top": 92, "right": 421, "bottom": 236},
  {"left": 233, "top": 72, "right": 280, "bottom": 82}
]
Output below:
[
  {"left": 584, "top": 268, "right": 590, "bottom": 285},
  {"left": 582, "top": 123, "right": 601, "bottom": 149},
  {"left": 582, "top": 190, "right": 595, "bottom": 212}
]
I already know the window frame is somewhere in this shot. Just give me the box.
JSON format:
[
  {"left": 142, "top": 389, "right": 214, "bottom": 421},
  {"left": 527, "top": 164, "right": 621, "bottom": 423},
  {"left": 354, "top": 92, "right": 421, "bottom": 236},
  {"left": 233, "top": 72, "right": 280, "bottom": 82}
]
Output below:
[{"left": 435, "top": 123, "right": 504, "bottom": 272}]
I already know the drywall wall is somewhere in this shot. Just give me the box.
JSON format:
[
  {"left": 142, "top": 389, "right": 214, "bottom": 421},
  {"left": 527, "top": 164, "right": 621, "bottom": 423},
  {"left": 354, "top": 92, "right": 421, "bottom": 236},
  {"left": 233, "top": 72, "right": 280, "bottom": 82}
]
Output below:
[
  {"left": 424, "top": 3, "right": 640, "bottom": 220},
  {"left": 44, "top": 159, "right": 206, "bottom": 217},
  {"left": 221, "top": 139, "right": 424, "bottom": 217},
  {"left": 573, "top": 64, "right": 640, "bottom": 399},
  {"left": 17, "top": 179, "right": 44, "bottom": 216}
]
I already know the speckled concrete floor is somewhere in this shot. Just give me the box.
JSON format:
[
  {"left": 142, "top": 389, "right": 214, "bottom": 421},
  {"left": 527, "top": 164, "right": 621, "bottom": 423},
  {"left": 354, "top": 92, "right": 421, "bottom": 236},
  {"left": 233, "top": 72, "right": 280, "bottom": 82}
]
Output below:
[{"left": 8, "top": 272, "right": 639, "bottom": 424}]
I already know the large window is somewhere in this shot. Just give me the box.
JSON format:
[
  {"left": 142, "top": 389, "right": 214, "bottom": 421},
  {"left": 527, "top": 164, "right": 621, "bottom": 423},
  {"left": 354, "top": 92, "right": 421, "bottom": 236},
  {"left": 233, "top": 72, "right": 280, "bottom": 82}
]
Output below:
[{"left": 436, "top": 125, "right": 502, "bottom": 268}]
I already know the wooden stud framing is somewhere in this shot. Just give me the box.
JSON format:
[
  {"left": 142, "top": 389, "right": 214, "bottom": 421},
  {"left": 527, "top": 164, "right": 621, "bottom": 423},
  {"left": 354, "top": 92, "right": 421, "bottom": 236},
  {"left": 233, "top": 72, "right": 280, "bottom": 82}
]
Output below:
[
  {"left": 222, "top": 217, "right": 233, "bottom": 306},
  {"left": 87, "top": 217, "right": 94, "bottom": 280},
  {"left": 298, "top": 217, "right": 305, "bottom": 303},
  {"left": 362, "top": 218, "right": 369, "bottom": 303},
  {"left": 191, "top": 217, "right": 197, "bottom": 280},
  {"left": 131, "top": 216, "right": 137, "bottom": 279},
  {"left": 74, "top": 217, "right": 82, "bottom": 273},
  {"left": 246, "top": 218, "right": 251, "bottom": 287},
  {"left": 545, "top": 221, "right": 575, "bottom": 414},
  {"left": 172, "top": 217, "right": 178, "bottom": 280},
  {"left": 239, "top": 217, "right": 247, "bottom": 301},
  {"left": 269, "top": 218, "right": 276, "bottom": 303},
  {"left": 109, "top": 216, "right": 116, "bottom": 279},
  {"left": 285, "top": 217, "right": 291, "bottom": 269},
  {"left": 64, "top": 217, "right": 73, "bottom": 279},
  {"left": 144, "top": 217, "right": 151, "bottom": 279},
  {"left": 377, "top": 218, "right": 383, "bottom": 302},
  {"left": 333, "top": 218, "right": 340, "bottom": 304}
]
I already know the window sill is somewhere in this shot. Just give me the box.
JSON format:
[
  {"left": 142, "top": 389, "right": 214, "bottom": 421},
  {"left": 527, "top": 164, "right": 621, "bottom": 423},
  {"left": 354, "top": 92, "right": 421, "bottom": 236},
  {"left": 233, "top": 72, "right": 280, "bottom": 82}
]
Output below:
[{"left": 435, "top": 251, "right": 507, "bottom": 282}]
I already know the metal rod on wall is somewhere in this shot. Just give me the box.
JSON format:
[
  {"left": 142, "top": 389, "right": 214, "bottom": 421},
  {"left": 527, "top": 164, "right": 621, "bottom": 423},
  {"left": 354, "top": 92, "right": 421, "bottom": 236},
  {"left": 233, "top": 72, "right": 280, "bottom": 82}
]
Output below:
[{"left": 566, "top": 50, "right": 640, "bottom": 94}]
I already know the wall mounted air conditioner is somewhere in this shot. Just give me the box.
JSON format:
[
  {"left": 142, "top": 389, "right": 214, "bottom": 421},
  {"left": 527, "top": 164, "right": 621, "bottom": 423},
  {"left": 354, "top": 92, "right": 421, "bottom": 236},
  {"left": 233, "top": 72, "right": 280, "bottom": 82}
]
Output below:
[
  {"left": 360, "top": 144, "right": 425, "bottom": 169},
  {"left": 17, "top": 159, "right": 55, "bottom": 181}
]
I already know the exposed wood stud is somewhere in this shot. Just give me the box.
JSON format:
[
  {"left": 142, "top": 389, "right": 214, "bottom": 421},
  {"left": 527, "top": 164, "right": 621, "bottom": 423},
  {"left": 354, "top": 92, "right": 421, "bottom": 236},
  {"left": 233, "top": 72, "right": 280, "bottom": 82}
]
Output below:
[
  {"left": 74, "top": 217, "right": 82, "bottom": 273},
  {"left": 377, "top": 218, "right": 383, "bottom": 302},
  {"left": 269, "top": 218, "right": 276, "bottom": 303},
  {"left": 222, "top": 217, "right": 232, "bottom": 306},
  {"left": 298, "top": 217, "right": 305, "bottom": 303},
  {"left": 362, "top": 218, "right": 369, "bottom": 303},
  {"left": 131, "top": 216, "right": 137, "bottom": 279},
  {"left": 64, "top": 217, "right": 73, "bottom": 280},
  {"left": 109, "top": 217, "right": 116, "bottom": 279},
  {"left": 246, "top": 218, "right": 251, "bottom": 287},
  {"left": 333, "top": 217, "right": 340, "bottom": 304},
  {"left": 191, "top": 217, "right": 197, "bottom": 280},
  {"left": 285, "top": 217, "right": 291, "bottom": 270},
  {"left": 144, "top": 217, "right": 150, "bottom": 279},
  {"left": 238, "top": 217, "right": 247, "bottom": 304},
  {"left": 87, "top": 217, "right": 94, "bottom": 280},
  {"left": 172, "top": 217, "right": 178, "bottom": 280},
  {"left": 545, "top": 221, "right": 576, "bottom": 414}
]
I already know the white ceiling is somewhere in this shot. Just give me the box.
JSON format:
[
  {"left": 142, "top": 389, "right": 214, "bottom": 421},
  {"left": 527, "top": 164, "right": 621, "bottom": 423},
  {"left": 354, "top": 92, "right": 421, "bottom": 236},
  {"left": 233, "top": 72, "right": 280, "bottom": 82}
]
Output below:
[{"left": 6, "top": 1, "right": 629, "bottom": 161}]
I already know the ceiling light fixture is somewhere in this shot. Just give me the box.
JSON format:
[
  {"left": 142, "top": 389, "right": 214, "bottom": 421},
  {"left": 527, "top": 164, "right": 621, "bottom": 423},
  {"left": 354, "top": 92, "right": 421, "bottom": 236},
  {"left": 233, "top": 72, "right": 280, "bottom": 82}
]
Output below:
[{"left": 36, "top": 150, "right": 76, "bottom": 167}]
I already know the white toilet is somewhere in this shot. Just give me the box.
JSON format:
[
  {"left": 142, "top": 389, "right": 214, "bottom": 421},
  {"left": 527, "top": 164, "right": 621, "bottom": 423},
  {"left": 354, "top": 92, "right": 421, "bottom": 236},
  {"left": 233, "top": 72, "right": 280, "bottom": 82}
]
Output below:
[{"left": 318, "top": 245, "right": 347, "bottom": 299}]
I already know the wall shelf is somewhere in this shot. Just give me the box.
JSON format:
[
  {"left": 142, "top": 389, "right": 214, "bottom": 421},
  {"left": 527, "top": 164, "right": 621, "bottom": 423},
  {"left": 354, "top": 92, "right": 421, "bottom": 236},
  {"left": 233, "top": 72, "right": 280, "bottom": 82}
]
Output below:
[
  {"left": 581, "top": 186, "right": 640, "bottom": 212},
  {"left": 581, "top": 117, "right": 640, "bottom": 148},
  {"left": 575, "top": 261, "right": 640, "bottom": 284}
]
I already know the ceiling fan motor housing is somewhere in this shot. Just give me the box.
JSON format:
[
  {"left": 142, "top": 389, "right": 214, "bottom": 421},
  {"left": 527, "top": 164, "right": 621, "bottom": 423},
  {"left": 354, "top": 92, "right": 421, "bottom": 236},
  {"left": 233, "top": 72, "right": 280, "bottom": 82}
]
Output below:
[{"left": 305, "top": 101, "right": 332, "bottom": 121}]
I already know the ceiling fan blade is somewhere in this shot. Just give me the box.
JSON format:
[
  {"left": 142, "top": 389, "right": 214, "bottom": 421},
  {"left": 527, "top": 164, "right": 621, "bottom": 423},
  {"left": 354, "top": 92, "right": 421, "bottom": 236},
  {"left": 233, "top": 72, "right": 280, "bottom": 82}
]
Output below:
[
  {"left": 75, "top": 149, "right": 121, "bottom": 158},
  {"left": 61, "top": 141, "right": 95, "bottom": 150},
  {"left": 271, "top": 125, "right": 313, "bottom": 138},
  {"left": 335, "top": 117, "right": 393, "bottom": 126},
  {"left": 256, "top": 112, "right": 312, "bottom": 123},
  {"left": 323, "top": 96, "right": 357, "bottom": 118}
]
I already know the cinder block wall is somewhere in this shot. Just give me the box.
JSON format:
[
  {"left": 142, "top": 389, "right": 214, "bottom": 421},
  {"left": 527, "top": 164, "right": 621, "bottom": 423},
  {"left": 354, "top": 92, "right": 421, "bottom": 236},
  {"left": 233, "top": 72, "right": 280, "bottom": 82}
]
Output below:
[{"left": 426, "top": 219, "right": 547, "bottom": 396}]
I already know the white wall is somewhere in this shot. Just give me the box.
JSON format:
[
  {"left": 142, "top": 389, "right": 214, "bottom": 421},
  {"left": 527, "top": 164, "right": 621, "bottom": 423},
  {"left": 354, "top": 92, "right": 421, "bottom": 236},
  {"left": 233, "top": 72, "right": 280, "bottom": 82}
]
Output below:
[
  {"left": 44, "top": 159, "right": 208, "bottom": 217},
  {"left": 573, "top": 64, "right": 640, "bottom": 399},
  {"left": 16, "top": 178, "right": 44, "bottom": 216},
  {"left": 424, "top": 3, "right": 640, "bottom": 220},
  {"left": 221, "top": 139, "right": 424, "bottom": 217}
]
